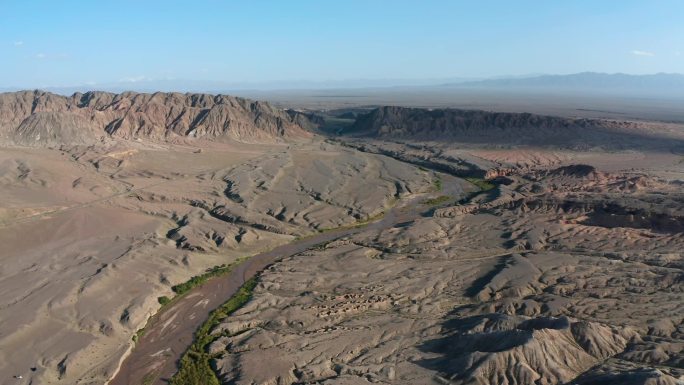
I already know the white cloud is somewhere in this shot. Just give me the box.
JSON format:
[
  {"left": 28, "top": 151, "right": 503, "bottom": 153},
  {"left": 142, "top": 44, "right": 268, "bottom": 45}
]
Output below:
[
  {"left": 676, "top": 51, "right": 682, "bottom": 57},
  {"left": 13, "top": 41, "right": 23, "bottom": 46},
  {"left": 35, "top": 53, "right": 46, "bottom": 59},
  {"left": 631, "top": 50, "right": 655, "bottom": 57}
]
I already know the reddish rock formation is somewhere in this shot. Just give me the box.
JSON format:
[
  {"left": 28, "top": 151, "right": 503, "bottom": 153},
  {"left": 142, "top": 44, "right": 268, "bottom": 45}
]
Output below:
[{"left": 0, "top": 90, "right": 312, "bottom": 145}]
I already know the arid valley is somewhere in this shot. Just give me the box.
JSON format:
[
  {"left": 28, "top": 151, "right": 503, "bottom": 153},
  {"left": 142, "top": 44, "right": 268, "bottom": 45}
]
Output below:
[
  {"left": 2, "top": 2, "right": 684, "bottom": 384},
  {"left": 0, "top": 88, "right": 682, "bottom": 385}
]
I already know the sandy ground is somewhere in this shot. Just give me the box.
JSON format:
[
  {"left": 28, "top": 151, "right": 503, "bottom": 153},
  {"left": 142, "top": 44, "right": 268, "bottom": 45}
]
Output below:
[
  {"left": 0, "top": 142, "right": 265, "bottom": 384},
  {"left": 109, "top": 172, "right": 467, "bottom": 385},
  {"left": 1, "top": 113, "right": 684, "bottom": 385},
  {"left": 0, "top": 138, "right": 436, "bottom": 385},
  {"left": 208, "top": 141, "right": 684, "bottom": 385}
]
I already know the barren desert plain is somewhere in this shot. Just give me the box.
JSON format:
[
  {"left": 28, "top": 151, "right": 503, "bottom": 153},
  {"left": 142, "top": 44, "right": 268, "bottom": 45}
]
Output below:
[{"left": 0, "top": 89, "right": 683, "bottom": 385}]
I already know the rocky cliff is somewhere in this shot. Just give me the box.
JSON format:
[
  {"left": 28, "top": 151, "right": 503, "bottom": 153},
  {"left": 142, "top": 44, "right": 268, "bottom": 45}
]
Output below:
[
  {"left": 348, "top": 106, "right": 670, "bottom": 149},
  {"left": 0, "top": 90, "right": 312, "bottom": 146}
]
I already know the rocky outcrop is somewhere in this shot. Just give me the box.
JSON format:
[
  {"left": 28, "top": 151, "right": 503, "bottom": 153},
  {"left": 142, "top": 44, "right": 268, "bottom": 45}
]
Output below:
[
  {"left": 286, "top": 109, "right": 325, "bottom": 131},
  {"left": 422, "top": 314, "right": 638, "bottom": 385},
  {"left": 0, "top": 90, "right": 312, "bottom": 146},
  {"left": 348, "top": 106, "right": 675, "bottom": 150}
]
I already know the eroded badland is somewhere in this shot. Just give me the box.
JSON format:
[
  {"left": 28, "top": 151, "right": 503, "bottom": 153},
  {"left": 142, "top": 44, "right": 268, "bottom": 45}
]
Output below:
[{"left": 0, "top": 90, "right": 682, "bottom": 385}]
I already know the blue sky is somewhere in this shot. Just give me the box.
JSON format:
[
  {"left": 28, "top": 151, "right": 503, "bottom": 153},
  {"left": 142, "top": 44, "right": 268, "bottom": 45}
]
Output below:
[{"left": 1, "top": 0, "right": 683, "bottom": 88}]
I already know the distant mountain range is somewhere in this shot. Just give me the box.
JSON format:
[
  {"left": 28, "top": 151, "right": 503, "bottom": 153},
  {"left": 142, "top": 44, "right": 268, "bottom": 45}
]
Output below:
[
  {"left": 446, "top": 72, "right": 684, "bottom": 95},
  {"left": 2, "top": 72, "right": 682, "bottom": 98},
  {"left": 0, "top": 77, "right": 477, "bottom": 95}
]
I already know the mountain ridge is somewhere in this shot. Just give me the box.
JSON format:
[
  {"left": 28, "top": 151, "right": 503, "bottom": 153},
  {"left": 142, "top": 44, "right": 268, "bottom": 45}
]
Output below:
[
  {"left": 348, "top": 105, "right": 684, "bottom": 150},
  {"left": 0, "top": 90, "right": 312, "bottom": 146}
]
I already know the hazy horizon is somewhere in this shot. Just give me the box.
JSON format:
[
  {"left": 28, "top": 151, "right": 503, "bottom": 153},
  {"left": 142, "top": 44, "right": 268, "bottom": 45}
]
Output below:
[
  {"left": 3, "top": 72, "right": 684, "bottom": 97},
  {"left": 2, "top": 1, "right": 683, "bottom": 89}
]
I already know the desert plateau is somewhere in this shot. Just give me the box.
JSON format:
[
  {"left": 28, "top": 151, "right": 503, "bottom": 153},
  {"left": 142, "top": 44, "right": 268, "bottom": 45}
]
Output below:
[{"left": 0, "top": 87, "right": 681, "bottom": 385}]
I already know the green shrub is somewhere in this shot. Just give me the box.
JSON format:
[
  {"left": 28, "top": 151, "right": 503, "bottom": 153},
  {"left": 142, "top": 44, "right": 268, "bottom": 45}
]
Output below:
[
  {"left": 157, "top": 296, "right": 171, "bottom": 306},
  {"left": 171, "top": 264, "right": 235, "bottom": 295},
  {"left": 433, "top": 177, "right": 443, "bottom": 191},
  {"left": 465, "top": 177, "right": 495, "bottom": 192},
  {"left": 171, "top": 278, "right": 258, "bottom": 385},
  {"left": 422, "top": 195, "right": 451, "bottom": 206}
]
